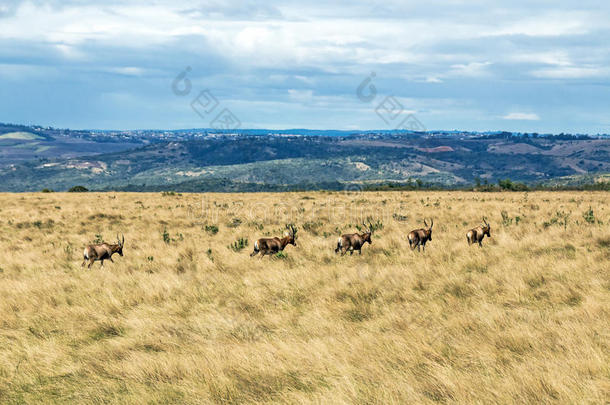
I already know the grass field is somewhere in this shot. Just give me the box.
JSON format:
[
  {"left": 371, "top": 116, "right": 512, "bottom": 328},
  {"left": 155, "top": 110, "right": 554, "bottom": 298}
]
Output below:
[{"left": 0, "top": 191, "right": 608, "bottom": 403}]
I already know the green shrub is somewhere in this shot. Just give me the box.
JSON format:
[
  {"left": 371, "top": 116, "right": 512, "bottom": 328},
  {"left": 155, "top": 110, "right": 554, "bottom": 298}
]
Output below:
[
  {"left": 498, "top": 178, "right": 529, "bottom": 191},
  {"left": 392, "top": 213, "right": 408, "bottom": 222},
  {"left": 356, "top": 217, "right": 383, "bottom": 232},
  {"left": 369, "top": 218, "right": 384, "bottom": 232},
  {"left": 302, "top": 221, "right": 323, "bottom": 235},
  {"left": 205, "top": 224, "right": 219, "bottom": 235},
  {"left": 583, "top": 206, "right": 595, "bottom": 224},
  {"left": 228, "top": 237, "right": 248, "bottom": 252},
  {"left": 543, "top": 211, "right": 570, "bottom": 229},
  {"left": 68, "top": 185, "right": 88, "bottom": 192}
]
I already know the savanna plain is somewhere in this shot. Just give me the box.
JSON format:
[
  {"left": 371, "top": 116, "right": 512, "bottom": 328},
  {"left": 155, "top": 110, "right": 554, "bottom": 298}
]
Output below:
[{"left": 0, "top": 191, "right": 608, "bottom": 404}]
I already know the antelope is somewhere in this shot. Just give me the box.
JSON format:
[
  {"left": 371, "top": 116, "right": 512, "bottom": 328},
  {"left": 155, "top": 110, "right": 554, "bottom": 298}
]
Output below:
[
  {"left": 408, "top": 218, "right": 433, "bottom": 252},
  {"left": 335, "top": 222, "right": 373, "bottom": 256},
  {"left": 467, "top": 217, "right": 491, "bottom": 247},
  {"left": 250, "top": 224, "right": 298, "bottom": 258},
  {"left": 82, "top": 234, "right": 124, "bottom": 269}
]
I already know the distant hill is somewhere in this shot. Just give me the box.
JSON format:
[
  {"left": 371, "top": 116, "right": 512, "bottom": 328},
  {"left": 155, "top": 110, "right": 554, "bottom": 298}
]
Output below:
[
  {"left": 0, "top": 123, "right": 608, "bottom": 191},
  {"left": 0, "top": 123, "right": 142, "bottom": 165}
]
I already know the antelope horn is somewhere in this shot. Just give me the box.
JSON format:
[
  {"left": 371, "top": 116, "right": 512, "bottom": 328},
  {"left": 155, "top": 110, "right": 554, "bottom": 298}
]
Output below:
[
  {"left": 285, "top": 224, "right": 295, "bottom": 237},
  {"left": 290, "top": 224, "right": 297, "bottom": 236},
  {"left": 122, "top": 233, "right": 125, "bottom": 246},
  {"left": 483, "top": 217, "right": 489, "bottom": 226},
  {"left": 429, "top": 218, "right": 433, "bottom": 229},
  {"left": 423, "top": 219, "right": 428, "bottom": 228},
  {"left": 368, "top": 220, "right": 374, "bottom": 233}
]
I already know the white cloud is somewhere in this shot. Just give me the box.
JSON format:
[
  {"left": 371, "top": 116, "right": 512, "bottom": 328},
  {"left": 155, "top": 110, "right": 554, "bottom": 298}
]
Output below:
[
  {"left": 509, "top": 51, "right": 573, "bottom": 67},
  {"left": 54, "top": 43, "right": 85, "bottom": 60},
  {"left": 490, "top": 13, "right": 589, "bottom": 37},
  {"left": 449, "top": 62, "right": 492, "bottom": 77},
  {"left": 531, "top": 66, "right": 608, "bottom": 79},
  {"left": 502, "top": 112, "right": 540, "bottom": 121},
  {"left": 108, "top": 67, "right": 146, "bottom": 76},
  {"left": 287, "top": 89, "right": 313, "bottom": 102}
]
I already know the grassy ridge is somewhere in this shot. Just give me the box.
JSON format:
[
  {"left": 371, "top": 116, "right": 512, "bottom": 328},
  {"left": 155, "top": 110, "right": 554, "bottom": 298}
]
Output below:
[{"left": 0, "top": 191, "right": 608, "bottom": 403}]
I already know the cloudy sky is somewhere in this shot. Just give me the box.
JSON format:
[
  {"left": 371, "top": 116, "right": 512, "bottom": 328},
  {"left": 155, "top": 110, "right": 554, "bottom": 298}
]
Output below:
[{"left": 1, "top": 0, "right": 609, "bottom": 133}]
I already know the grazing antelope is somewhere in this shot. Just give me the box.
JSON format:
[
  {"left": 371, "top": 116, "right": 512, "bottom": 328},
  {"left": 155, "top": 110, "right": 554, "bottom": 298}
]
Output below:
[
  {"left": 335, "top": 222, "right": 373, "bottom": 256},
  {"left": 467, "top": 217, "right": 491, "bottom": 247},
  {"left": 250, "top": 224, "right": 298, "bottom": 258},
  {"left": 408, "top": 218, "right": 433, "bottom": 252},
  {"left": 82, "top": 234, "right": 124, "bottom": 269}
]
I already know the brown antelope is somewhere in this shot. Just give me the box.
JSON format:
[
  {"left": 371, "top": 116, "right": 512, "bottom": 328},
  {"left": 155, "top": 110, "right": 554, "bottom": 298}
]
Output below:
[
  {"left": 335, "top": 222, "right": 373, "bottom": 256},
  {"left": 467, "top": 217, "right": 491, "bottom": 247},
  {"left": 82, "top": 234, "right": 124, "bottom": 269},
  {"left": 408, "top": 218, "right": 433, "bottom": 252},
  {"left": 250, "top": 224, "right": 298, "bottom": 258}
]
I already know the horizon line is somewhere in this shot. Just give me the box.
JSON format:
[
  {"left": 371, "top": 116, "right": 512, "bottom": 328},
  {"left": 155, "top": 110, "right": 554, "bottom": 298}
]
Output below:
[{"left": 2, "top": 122, "right": 606, "bottom": 136}]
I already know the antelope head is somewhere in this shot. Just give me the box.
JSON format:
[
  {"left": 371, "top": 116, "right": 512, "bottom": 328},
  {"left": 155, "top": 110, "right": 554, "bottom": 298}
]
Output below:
[
  {"left": 116, "top": 233, "right": 125, "bottom": 256},
  {"left": 424, "top": 218, "right": 433, "bottom": 240},
  {"left": 284, "top": 224, "right": 298, "bottom": 246},
  {"left": 481, "top": 217, "right": 491, "bottom": 237},
  {"left": 361, "top": 221, "right": 373, "bottom": 244}
]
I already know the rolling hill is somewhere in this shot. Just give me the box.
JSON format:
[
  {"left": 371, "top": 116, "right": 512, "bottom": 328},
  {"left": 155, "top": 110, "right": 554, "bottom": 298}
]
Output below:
[{"left": 0, "top": 124, "right": 609, "bottom": 191}]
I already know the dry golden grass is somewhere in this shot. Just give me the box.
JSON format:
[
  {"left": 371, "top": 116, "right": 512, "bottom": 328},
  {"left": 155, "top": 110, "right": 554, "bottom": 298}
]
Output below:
[{"left": 0, "top": 191, "right": 608, "bottom": 404}]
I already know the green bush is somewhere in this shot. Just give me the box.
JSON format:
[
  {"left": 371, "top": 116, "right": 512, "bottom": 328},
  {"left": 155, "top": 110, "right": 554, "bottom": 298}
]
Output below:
[
  {"left": 543, "top": 211, "right": 570, "bottom": 229},
  {"left": 498, "top": 178, "right": 529, "bottom": 191},
  {"left": 583, "top": 207, "right": 595, "bottom": 224},
  {"left": 356, "top": 217, "right": 383, "bottom": 232},
  {"left": 205, "top": 224, "right": 219, "bottom": 235},
  {"left": 228, "top": 237, "right": 248, "bottom": 252},
  {"left": 68, "top": 185, "right": 88, "bottom": 192}
]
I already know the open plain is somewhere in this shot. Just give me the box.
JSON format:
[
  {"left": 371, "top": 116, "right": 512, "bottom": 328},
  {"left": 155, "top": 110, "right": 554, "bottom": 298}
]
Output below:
[{"left": 0, "top": 191, "right": 608, "bottom": 403}]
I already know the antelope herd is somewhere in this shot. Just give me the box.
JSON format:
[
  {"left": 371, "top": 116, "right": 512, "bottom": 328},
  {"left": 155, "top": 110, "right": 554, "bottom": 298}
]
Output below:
[{"left": 82, "top": 218, "right": 495, "bottom": 267}]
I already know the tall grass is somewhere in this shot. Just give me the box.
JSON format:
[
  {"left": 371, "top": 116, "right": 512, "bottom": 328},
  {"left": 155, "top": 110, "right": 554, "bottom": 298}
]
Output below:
[{"left": 0, "top": 191, "right": 607, "bottom": 403}]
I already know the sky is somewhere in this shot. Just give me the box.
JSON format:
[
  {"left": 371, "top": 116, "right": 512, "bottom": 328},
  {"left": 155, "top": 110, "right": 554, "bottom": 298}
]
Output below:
[{"left": 0, "top": 0, "right": 609, "bottom": 133}]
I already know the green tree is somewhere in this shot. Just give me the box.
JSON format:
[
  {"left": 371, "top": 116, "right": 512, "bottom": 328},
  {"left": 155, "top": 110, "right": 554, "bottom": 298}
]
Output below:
[{"left": 68, "top": 185, "right": 88, "bottom": 192}]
